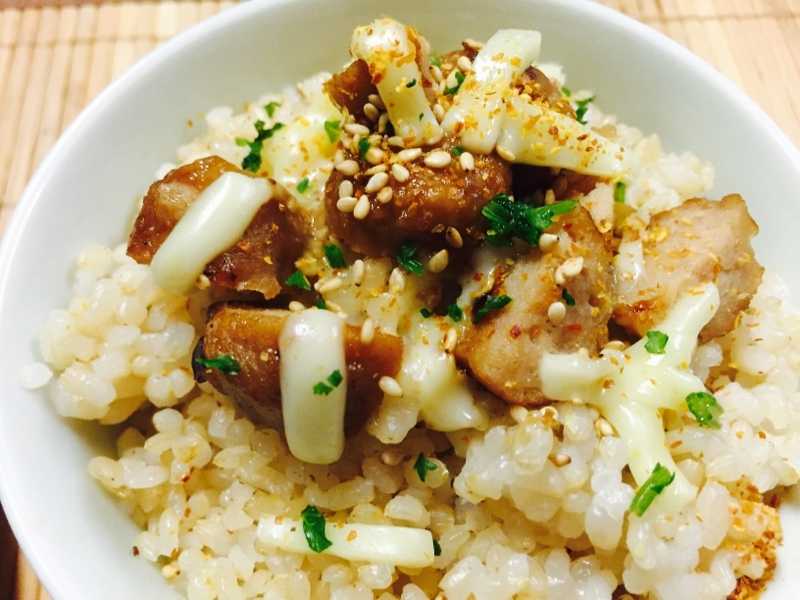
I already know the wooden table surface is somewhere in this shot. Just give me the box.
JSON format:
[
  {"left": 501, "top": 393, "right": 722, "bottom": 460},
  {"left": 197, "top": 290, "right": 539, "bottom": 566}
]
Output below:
[{"left": 1, "top": 0, "right": 799, "bottom": 598}]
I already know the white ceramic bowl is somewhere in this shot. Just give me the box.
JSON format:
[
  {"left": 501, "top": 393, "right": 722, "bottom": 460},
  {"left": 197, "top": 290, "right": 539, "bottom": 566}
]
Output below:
[{"left": 1, "top": 1, "right": 799, "bottom": 598}]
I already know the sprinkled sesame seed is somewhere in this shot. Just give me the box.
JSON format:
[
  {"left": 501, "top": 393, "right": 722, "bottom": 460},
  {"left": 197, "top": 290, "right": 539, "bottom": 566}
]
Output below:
[
  {"left": 365, "top": 172, "right": 389, "bottom": 193},
  {"left": 603, "top": 340, "right": 627, "bottom": 351},
  {"left": 376, "top": 186, "right": 393, "bottom": 204},
  {"left": 391, "top": 163, "right": 410, "bottom": 182},
  {"left": 456, "top": 55, "right": 472, "bottom": 72},
  {"left": 387, "top": 136, "right": 405, "bottom": 148},
  {"left": 361, "top": 318, "right": 375, "bottom": 344},
  {"left": 352, "top": 259, "right": 365, "bottom": 286},
  {"left": 431, "top": 65, "right": 443, "bottom": 83},
  {"left": 378, "top": 112, "right": 390, "bottom": 133},
  {"left": 381, "top": 450, "right": 403, "bottom": 466},
  {"left": 541, "top": 406, "right": 559, "bottom": 422},
  {"left": 161, "top": 564, "right": 180, "bottom": 580},
  {"left": 379, "top": 376, "right": 403, "bottom": 397},
  {"left": 547, "top": 301, "right": 567, "bottom": 325},
  {"left": 446, "top": 69, "right": 462, "bottom": 89},
  {"left": 353, "top": 195, "right": 371, "bottom": 220},
  {"left": 555, "top": 256, "right": 584, "bottom": 285},
  {"left": 344, "top": 123, "right": 370, "bottom": 136},
  {"left": 398, "top": 148, "right": 423, "bottom": 163},
  {"left": 317, "top": 278, "right": 343, "bottom": 294},
  {"left": 446, "top": 227, "right": 463, "bottom": 248},
  {"left": 335, "top": 159, "right": 359, "bottom": 176},
  {"left": 325, "top": 300, "right": 347, "bottom": 318},
  {"left": 365, "top": 147, "right": 386, "bottom": 165},
  {"left": 363, "top": 103, "right": 380, "bottom": 122},
  {"left": 389, "top": 267, "right": 406, "bottom": 293},
  {"left": 459, "top": 152, "right": 475, "bottom": 171},
  {"left": 428, "top": 249, "right": 449, "bottom": 273},
  {"left": 544, "top": 189, "right": 556, "bottom": 205},
  {"left": 495, "top": 144, "right": 516, "bottom": 162},
  {"left": 345, "top": 114, "right": 356, "bottom": 125},
  {"left": 597, "top": 418, "right": 615, "bottom": 437},
  {"left": 464, "top": 38, "right": 484, "bottom": 50},
  {"left": 288, "top": 301, "right": 305, "bottom": 312},
  {"left": 551, "top": 453, "right": 572, "bottom": 467},
  {"left": 195, "top": 274, "right": 211, "bottom": 290},
  {"left": 364, "top": 164, "right": 387, "bottom": 175},
  {"left": 424, "top": 151, "right": 451, "bottom": 168},
  {"left": 538, "top": 233, "right": 559, "bottom": 252},
  {"left": 510, "top": 405, "right": 528, "bottom": 424},
  {"left": 334, "top": 149, "right": 345, "bottom": 164},
  {"left": 443, "top": 328, "right": 458, "bottom": 353},
  {"left": 336, "top": 196, "right": 358, "bottom": 213},
  {"left": 425, "top": 127, "right": 444, "bottom": 146},
  {"left": 577, "top": 347, "right": 590, "bottom": 358},
  {"left": 433, "top": 104, "right": 446, "bottom": 122},
  {"left": 338, "top": 180, "right": 354, "bottom": 199},
  {"left": 368, "top": 94, "right": 385, "bottom": 110}
]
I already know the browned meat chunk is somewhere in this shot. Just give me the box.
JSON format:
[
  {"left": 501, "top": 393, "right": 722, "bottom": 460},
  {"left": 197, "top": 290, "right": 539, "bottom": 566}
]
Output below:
[
  {"left": 127, "top": 156, "right": 306, "bottom": 299},
  {"left": 324, "top": 59, "right": 377, "bottom": 120},
  {"left": 197, "top": 305, "right": 404, "bottom": 437},
  {"left": 614, "top": 194, "right": 763, "bottom": 343},
  {"left": 455, "top": 205, "right": 614, "bottom": 405},
  {"left": 325, "top": 136, "right": 512, "bottom": 256}
]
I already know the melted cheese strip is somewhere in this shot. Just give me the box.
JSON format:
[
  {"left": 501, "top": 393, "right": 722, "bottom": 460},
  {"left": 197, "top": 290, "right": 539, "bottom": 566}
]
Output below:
[
  {"left": 351, "top": 18, "right": 441, "bottom": 146},
  {"left": 150, "top": 172, "right": 272, "bottom": 295},
  {"left": 257, "top": 515, "right": 434, "bottom": 567},
  {"left": 441, "top": 29, "right": 541, "bottom": 154},
  {"left": 279, "top": 309, "right": 347, "bottom": 464},
  {"left": 540, "top": 283, "right": 720, "bottom": 513}
]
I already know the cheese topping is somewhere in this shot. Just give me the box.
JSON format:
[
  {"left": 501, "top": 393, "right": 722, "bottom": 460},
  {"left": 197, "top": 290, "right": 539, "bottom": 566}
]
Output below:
[
  {"left": 150, "top": 172, "right": 272, "bottom": 295},
  {"left": 279, "top": 309, "right": 348, "bottom": 464}
]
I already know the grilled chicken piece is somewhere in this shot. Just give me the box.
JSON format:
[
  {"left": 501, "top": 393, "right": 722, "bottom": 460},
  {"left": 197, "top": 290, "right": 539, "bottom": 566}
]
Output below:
[
  {"left": 325, "top": 136, "right": 511, "bottom": 257},
  {"left": 196, "top": 305, "right": 404, "bottom": 437},
  {"left": 614, "top": 194, "right": 763, "bottom": 343},
  {"left": 455, "top": 204, "right": 614, "bottom": 405},
  {"left": 127, "top": 156, "right": 306, "bottom": 299}
]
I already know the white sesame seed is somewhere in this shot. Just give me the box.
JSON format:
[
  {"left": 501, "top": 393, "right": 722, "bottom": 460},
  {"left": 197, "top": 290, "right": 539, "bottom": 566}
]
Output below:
[
  {"left": 428, "top": 249, "right": 449, "bottom": 273},
  {"left": 398, "top": 148, "right": 423, "bottom": 163},
  {"left": 544, "top": 189, "right": 556, "bottom": 205},
  {"left": 352, "top": 259, "right": 365, "bottom": 286},
  {"left": 161, "top": 564, "right": 180, "bottom": 580},
  {"left": 325, "top": 300, "right": 347, "bottom": 318},
  {"left": 464, "top": 38, "right": 484, "bottom": 50},
  {"left": 376, "top": 186, "right": 393, "bottom": 204},
  {"left": 438, "top": 80, "right": 448, "bottom": 94},
  {"left": 547, "top": 301, "right": 567, "bottom": 325},
  {"left": 318, "top": 278, "right": 343, "bottom": 294},
  {"left": 456, "top": 55, "right": 472, "bottom": 72},
  {"left": 551, "top": 453, "right": 572, "bottom": 467},
  {"left": 538, "top": 233, "right": 559, "bottom": 252},
  {"left": 360, "top": 318, "right": 375, "bottom": 344},
  {"left": 379, "top": 376, "right": 403, "bottom": 397},
  {"left": 425, "top": 127, "right": 444, "bottom": 146},
  {"left": 459, "top": 151, "right": 475, "bottom": 171},
  {"left": 348, "top": 135, "right": 360, "bottom": 153},
  {"left": 345, "top": 114, "right": 356, "bottom": 124},
  {"left": 431, "top": 65, "right": 443, "bottom": 83},
  {"left": 443, "top": 328, "right": 458, "bottom": 353},
  {"left": 510, "top": 405, "right": 528, "bottom": 424},
  {"left": 334, "top": 149, "right": 345, "bottom": 164},
  {"left": 446, "top": 69, "right": 461, "bottom": 89},
  {"left": 288, "top": 301, "right": 305, "bottom": 312},
  {"left": 577, "top": 347, "right": 590, "bottom": 358},
  {"left": 424, "top": 151, "right": 451, "bottom": 168},
  {"left": 387, "top": 136, "right": 405, "bottom": 148},
  {"left": 338, "top": 180, "right": 354, "bottom": 199},
  {"left": 378, "top": 112, "right": 390, "bottom": 134},
  {"left": 365, "top": 172, "right": 389, "bottom": 193},
  {"left": 365, "top": 164, "right": 387, "bottom": 175},
  {"left": 368, "top": 94, "right": 385, "bottom": 110},
  {"left": 345, "top": 123, "right": 370, "bottom": 136},
  {"left": 381, "top": 450, "right": 402, "bottom": 466},
  {"left": 195, "top": 274, "right": 211, "bottom": 290},
  {"left": 369, "top": 133, "right": 382, "bottom": 145},
  {"left": 335, "top": 159, "right": 359, "bottom": 176},
  {"left": 389, "top": 267, "right": 406, "bottom": 293},
  {"left": 495, "top": 144, "right": 516, "bottom": 162},
  {"left": 555, "top": 256, "right": 584, "bottom": 285},
  {"left": 597, "top": 418, "right": 615, "bottom": 437},
  {"left": 541, "top": 406, "right": 559, "bottom": 422},
  {"left": 365, "top": 147, "right": 385, "bottom": 165},
  {"left": 391, "top": 163, "right": 410, "bottom": 182},
  {"left": 336, "top": 196, "right": 358, "bottom": 213},
  {"left": 433, "top": 103, "right": 446, "bottom": 123},
  {"left": 363, "top": 103, "right": 380, "bottom": 122},
  {"left": 354, "top": 195, "right": 371, "bottom": 220},
  {"left": 446, "top": 227, "right": 463, "bottom": 248},
  {"left": 603, "top": 340, "right": 627, "bottom": 351}
]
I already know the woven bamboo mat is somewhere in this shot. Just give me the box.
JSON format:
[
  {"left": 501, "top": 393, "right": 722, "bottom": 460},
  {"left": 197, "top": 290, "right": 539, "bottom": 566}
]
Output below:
[{"left": 1, "top": 0, "right": 800, "bottom": 598}]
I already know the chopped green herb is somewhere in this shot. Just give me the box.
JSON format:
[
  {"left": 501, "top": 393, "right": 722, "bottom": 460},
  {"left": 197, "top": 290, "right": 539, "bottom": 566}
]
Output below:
[
  {"left": 397, "top": 239, "right": 423, "bottom": 275},
  {"left": 316, "top": 299, "right": 328, "bottom": 310},
  {"left": 473, "top": 294, "right": 512, "bottom": 324},
  {"left": 629, "top": 463, "right": 675, "bottom": 516},
  {"left": 560, "top": 86, "right": 571, "bottom": 97},
  {"left": 264, "top": 101, "right": 280, "bottom": 118},
  {"left": 327, "top": 369, "right": 344, "bottom": 388},
  {"left": 324, "top": 119, "right": 341, "bottom": 143},
  {"left": 414, "top": 452, "right": 438, "bottom": 482},
  {"left": 443, "top": 71, "right": 465, "bottom": 95},
  {"left": 644, "top": 330, "right": 668, "bottom": 354},
  {"left": 300, "top": 505, "right": 333, "bottom": 553},
  {"left": 450, "top": 145, "right": 466, "bottom": 156},
  {"left": 447, "top": 303, "right": 464, "bottom": 322},
  {"left": 195, "top": 354, "right": 241, "bottom": 376},
  {"left": 686, "top": 392, "right": 724, "bottom": 429},
  {"left": 420, "top": 308, "right": 434, "bottom": 318},
  {"left": 324, "top": 244, "right": 347, "bottom": 269},
  {"left": 313, "top": 369, "right": 344, "bottom": 395},
  {"left": 432, "top": 538, "right": 442, "bottom": 556},
  {"left": 239, "top": 121, "right": 285, "bottom": 172},
  {"left": 482, "top": 194, "right": 578, "bottom": 248},
  {"left": 574, "top": 95, "right": 595, "bottom": 125},
  {"left": 614, "top": 181, "right": 626, "bottom": 204},
  {"left": 428, "top": 53, "right": 442, "bottom": 68},
  {"left": 406, "top": 78, "right": 417, "bottom": 88},
  {"left": 562, "top": 288, "right": 576, "bottom": 307},
  {"left": 358, "top": 137, "right": 370, "bottom": 162},
  {"left": 296, "top": 177, "right": 311, "bottom": 194},
  {"left": 418, "top": 113, "right": 424, "bottom": 121},
  {"left": 384, "top": 120, "right": 395, "bottom": 137},
  {"left": 285, "top": 270, "right": 311, "bottom": 291}
]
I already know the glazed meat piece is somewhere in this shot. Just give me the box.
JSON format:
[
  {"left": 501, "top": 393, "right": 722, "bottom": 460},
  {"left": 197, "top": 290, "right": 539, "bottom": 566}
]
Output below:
[
  {"left": 197, "top": 305, "right": 404, "bottom": 437},
  {"left": 614, "top": 194, "right": 763, "bottom": 343},
  {"left": 325, "top": 136, "right": 512, "bottom": 256},
  {"left": 455, "top": 204, "right": 614, "bottom": 405},
  {"left": 324, "top": 59, "right": 376, "bottom": 121},
  {"left": 127, "top": 156, "right": 306, "bottom": 299}
]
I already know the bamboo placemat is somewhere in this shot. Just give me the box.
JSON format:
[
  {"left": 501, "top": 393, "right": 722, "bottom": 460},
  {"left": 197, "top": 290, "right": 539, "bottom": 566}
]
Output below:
[{"left": 2, "top": 0, "right": 800, "bottom": 598}]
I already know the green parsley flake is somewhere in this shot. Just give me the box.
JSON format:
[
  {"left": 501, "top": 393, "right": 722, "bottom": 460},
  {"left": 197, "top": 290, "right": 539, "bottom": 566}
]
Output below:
[
  {"left": 300, "top": 505, "right": 333, "bottom": 553},
  {"left": 397, "top": 240, "right": 423, "bottom": 275},
  {"left": 686, "top": 391, "right": 724, "bottom": 429},
  {"left": 447, "top": 303, "right": 464, "bottom": 322},
  {"left": 358, "top": 137, "right": 370, "bottom": 162},
  {"left": 316, "top": 299, "right": 328, "bottom": 310},
  {"left": 629, "top": 463, "right": 675, "bottom": 516},
  {"left": 560, "top": 86, "right": 571, "bottom": 97},
  {"left": 406, "top": 79, "right": 417, "bottom": 88},
  {"left": 420, "top": 308, "right": 434, "bottom": 318},
  {"left": 444, "top": 71, "right": 465, "bottom": 95},
  {"left": 413, "top": 452, "right": 438, "bottom": 482},
  {"left": 451, "top": 146, "right": 466, "bottom": 156},
  {"left": 614, "top": 181, "right": 627, "bottom": 204},
  {"left": 473, "top": 294, "right": 512, "bottom": 324},
  {"left": 324, "top": 244, "right": 347, "bottom": 269},
  {"left": 644, "top": 330, "right": 668, "bottom": 354},
  {"left": 428, "top": 53, "right": 442, "bottom": 68},
  {"left": 418, "top": 113, "right": 423, "bottom": 121},
  {"left": 296, "top": 177, "right": 311, "bottom": 194},
  {"left": 239, "top": 121, "right": 284, "bottom": 173},
  {"left": 433, "top": 539, "right": 442, "bottom": 556},
  {"left": 195, "top": 354, "right": 241, "bottom": 376},
  {"left": 264, "top": 101, "right": 280, "bottom": 118},
  {"left": 574, "top": 96, "right": 595, "bottom": 125},
  {"left": 562, "top": 288, "right": 576, "bottom": 307},
  {"left": 324, "top": 120, "right": 341, "bottom": 143},
  {"left": 313, "top": 369, "right": 344, "bottom": 396},
  {"left": 482, "top": 194, "right": 578, "bottom": 248},
  {"left": 285, "top": 270, "right": 311, "bottom": 291}
]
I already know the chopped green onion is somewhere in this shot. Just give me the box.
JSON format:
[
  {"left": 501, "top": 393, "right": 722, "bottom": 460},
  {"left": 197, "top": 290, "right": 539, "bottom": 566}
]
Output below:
[
  {"left": 447, "top": 303, "right": 464, "bottom": 322},
  {"left": 428, "top": 53, "right": 442, "bottom": 68},
  {"left": 265, "top": 101, "right": 280, "bottom": 118},
  {"left": 686, "top": 392, "right": 724, "bottom": 429},
  {"left": 300, "top": 505, "right": 333, "bottom": 553},
  {"left": 195, "top": 354, "right": 241, "bottom": 376},
  {"left": 420, "top": 308, "right": 433, "bottom": 319},
  {"left": 443, "top": 71, "right": 465, "bottom": 95},
  {"left": 406, "top": 79, "right": 417, "bottom": 88},
  {"left": 316, "top": 299, "right": 328, "bottom": 310},
  {"left": 413, "top": 452, "right": 438, "bottom": 482},
  {"left": 450, "top": 146, "right": 466, "bottom": 156},
  {"left": 296, "top": 177, "right": 310, "bottom": 194},
  {"left": 313, "top": 369, "right": 343, "bottom": 396},
  {"left": 397, "top": 240, "right": 423, "bottom": 275},
  {"left": 644, "top": 330, "right": 668, "bottom": 354},
  {"left": 560, "top": 86, "right": 571, "bottom": 97},
  {"left": 324, "top": 120, "right": 341, "bottom": 143},
  {"left": 432, "top": 538, "right": 442, "bottom": 556},
  {"left": 418, "top": 113, "right": 423, "bottom": 121},
  {"left": 482, "top": 194, "right": 578, "bottom": 248},
  {"left": 240, "top": 121, "right": 284, "bottom": 172},
  {"left": 324, "top": 244, "right": 347, "bottom": 269},
  {"left": 629, "top": 463, "right": 675, "bottom": 516},
  {"left": 473, "top": 294, "right": 512, "bottom": 324},
  {"left": 614, "top": 181, "right": 626, "bottom": 204},
  {"left": 358, "top": 137, "right": 370, "bottom": 162},
  {"left": 562, "top": 289, "right": 576, "bottom": 307},
  {"left": 285, "top": 270, "right": 311, "bottom": 291},
  {"left": 384, "top": 121, "right": 395, "bottom": 137},
  {"left": 574, "top": 96, "right": 595, "bottom": 125}
]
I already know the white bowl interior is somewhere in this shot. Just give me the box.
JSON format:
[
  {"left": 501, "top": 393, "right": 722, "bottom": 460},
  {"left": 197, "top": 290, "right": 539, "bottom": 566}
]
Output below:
[{"left": 1, "top": 1, "right": 799, "bottom": 598}]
